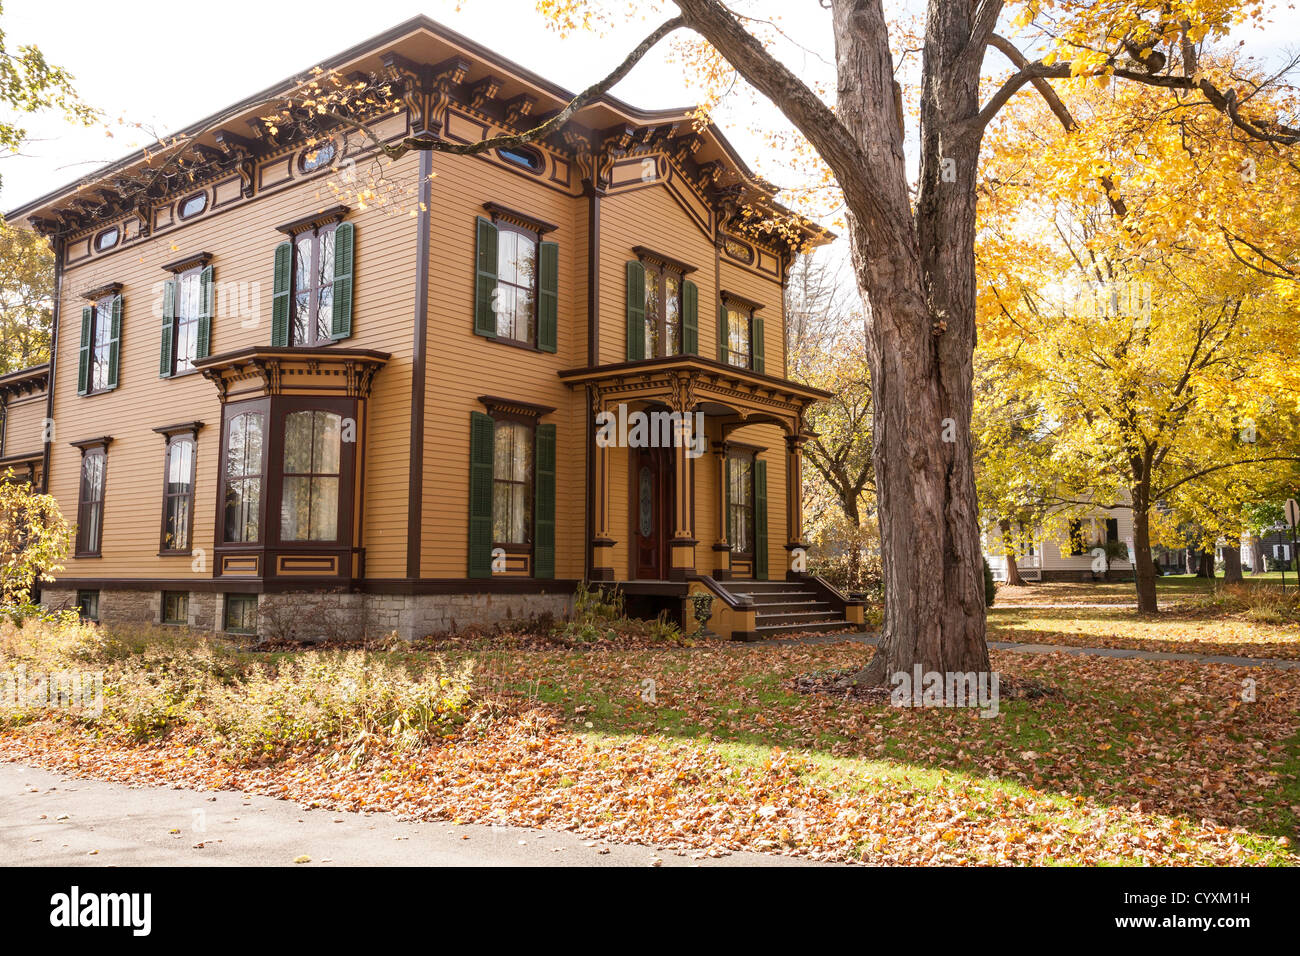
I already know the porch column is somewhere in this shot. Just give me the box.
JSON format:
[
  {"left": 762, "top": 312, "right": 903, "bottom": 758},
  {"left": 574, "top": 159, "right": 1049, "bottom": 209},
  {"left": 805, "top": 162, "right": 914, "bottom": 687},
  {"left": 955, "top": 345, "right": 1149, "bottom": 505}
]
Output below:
[
  {"left": 589, "top": 388, "right": 616, "bottom": 581},
  {"left": 784, "top": 433, "right": 809, "bottom": 578},
  {"left": 668, "top": 410, "right": 698, "bottom": 580},
  {"left": 712, "top": 438, "right": 731, "bottom": 578}
]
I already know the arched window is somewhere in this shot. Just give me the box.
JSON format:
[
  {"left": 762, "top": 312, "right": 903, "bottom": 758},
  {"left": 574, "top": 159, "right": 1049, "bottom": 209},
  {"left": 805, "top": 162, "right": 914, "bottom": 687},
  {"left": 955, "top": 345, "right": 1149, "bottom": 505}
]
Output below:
[
  {"left": 161, "top": 435, "right": 195, "bottom": 552},
  {"left": 94, "top": 227, "right": 119, "bottom": 252}
]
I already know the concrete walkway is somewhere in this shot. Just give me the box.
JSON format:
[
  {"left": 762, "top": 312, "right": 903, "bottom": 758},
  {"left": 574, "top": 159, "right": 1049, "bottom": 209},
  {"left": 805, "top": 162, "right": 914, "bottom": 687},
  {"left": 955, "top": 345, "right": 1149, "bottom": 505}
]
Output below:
[
  {"left": 761, "top": 631, "right": 1300, "bottom": 669},
  {"left": 0, "top": 763, "right": 822, "bottom": 867}
]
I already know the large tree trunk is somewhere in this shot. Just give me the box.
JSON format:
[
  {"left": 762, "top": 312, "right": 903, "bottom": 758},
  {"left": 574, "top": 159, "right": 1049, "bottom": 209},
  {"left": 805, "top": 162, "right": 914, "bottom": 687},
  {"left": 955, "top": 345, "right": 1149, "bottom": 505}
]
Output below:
[
  {"left": 673, "top": 0, "right": 991, "bottom": 685},
  {"left": 1222, "top": 545, "right": 1243, "bottom": 583},
  {"left": 999, "top": 518, "right": 1026, "bottom": 586},
  {"left": 1196, "top": 551, "right": 1214, "bottom": 578},
  {"left": 834, "top": 0, "right": 989, "bottom": 685},
  {"left": 1131, "top": 501, "right": 1159, "bottom": 613}
]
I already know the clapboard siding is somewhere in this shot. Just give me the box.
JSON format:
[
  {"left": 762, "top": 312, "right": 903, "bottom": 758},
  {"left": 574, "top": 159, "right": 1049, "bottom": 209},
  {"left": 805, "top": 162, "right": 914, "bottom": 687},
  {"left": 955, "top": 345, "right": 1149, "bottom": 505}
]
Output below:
[
  {"left": 3, "top": 394, "right": 48, "bottom": 457},
  {"left": 49, "top": 154, "right": 420, "bottom": 580},
  {"left": 597, "top": 184, "right": 718, "bottom": 366},
  {"left": 419, "top": 149, "right": 586, "bottom": 579}
]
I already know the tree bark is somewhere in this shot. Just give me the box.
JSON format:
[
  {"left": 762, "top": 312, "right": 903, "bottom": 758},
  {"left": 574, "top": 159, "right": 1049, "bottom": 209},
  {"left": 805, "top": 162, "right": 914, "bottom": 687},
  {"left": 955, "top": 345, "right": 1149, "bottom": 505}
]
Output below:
[
  {"left": 1131, "top": 501, "right": 1159, "bottom": 613},
  {"left": 999, "top": 518, "right": 1026, "bottom": 586},
  {"left": 1197, "top": 551, "right": 1214, "bottom": 578},
  {"left": 672, "top": 0, "right": 992, "bottom": 683},
  {"left": 1222, "top": 545, "right": 1243, "bottom": 583}
]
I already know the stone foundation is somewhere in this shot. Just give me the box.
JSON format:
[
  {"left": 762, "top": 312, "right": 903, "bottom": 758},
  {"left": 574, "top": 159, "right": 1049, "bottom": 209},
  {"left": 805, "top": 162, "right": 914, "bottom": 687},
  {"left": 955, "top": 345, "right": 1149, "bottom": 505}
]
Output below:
[{"left": 40, "top": 586, "right": 574, "bottom": 641}]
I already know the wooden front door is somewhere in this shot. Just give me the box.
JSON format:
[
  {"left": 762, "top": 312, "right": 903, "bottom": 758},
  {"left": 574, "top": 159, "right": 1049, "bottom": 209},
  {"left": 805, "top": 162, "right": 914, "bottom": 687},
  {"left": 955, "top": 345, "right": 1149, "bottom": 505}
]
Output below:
[{"left": 632, "top": 445, "right": 673, "bottom": 579}]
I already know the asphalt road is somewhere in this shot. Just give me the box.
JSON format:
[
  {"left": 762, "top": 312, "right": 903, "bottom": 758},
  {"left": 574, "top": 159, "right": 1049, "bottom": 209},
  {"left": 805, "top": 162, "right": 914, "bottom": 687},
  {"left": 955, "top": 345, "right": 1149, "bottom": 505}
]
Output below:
[{"left": 0, "top": 762, "right": 821, "bottom": 867}]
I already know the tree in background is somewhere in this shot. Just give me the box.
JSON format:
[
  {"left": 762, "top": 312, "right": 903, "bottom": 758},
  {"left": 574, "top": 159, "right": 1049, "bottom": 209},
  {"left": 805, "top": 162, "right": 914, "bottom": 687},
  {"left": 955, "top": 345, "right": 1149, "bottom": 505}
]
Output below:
[
  {"left": 29, "top": 0, "right": 1300, "bottom": 682},
  {"left": 0, "top": 215, "right": 52, "bottom": 371},
  {"left": 0, "top": 0, "right": 97, "bottom": 190},
  {"left": 977, "top": 75, "right": 1300, "bottom": 613},
  {"left": 0, "top": 472, "right": 70, "bottom": 605}
]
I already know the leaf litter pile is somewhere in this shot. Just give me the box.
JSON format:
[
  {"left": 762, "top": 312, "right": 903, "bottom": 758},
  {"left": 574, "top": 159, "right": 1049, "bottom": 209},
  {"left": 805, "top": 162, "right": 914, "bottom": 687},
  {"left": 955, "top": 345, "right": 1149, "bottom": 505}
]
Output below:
[{"left": 3, "top": 627, "right": 1297, "bottom": 865}]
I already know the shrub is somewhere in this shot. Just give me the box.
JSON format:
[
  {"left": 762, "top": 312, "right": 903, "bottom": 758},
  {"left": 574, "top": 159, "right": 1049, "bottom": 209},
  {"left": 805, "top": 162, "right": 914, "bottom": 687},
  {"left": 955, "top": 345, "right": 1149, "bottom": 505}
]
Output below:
[{"left": 983, "top": 557, "right": 996, "bottom": 607}]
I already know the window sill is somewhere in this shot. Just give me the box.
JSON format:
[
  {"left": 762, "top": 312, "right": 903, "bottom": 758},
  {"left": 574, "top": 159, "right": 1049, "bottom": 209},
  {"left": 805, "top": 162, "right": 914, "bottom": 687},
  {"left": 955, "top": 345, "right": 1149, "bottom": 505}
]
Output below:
[
  {"left": 73, "top": 551, "right": 102, "bottom": 559},
  {"left": 158, "top": 550, "right": 193, "bottom": 557},
  {"left": 487, "top": 335, "right": 543, "bottom": 353}
]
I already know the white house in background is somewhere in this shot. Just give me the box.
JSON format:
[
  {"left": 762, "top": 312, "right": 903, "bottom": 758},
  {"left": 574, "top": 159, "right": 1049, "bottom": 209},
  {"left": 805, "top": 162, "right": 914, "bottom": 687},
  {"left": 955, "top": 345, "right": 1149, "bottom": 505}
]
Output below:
[{"left": 985, "top": 507, "right": 1135, "bottom": 583}]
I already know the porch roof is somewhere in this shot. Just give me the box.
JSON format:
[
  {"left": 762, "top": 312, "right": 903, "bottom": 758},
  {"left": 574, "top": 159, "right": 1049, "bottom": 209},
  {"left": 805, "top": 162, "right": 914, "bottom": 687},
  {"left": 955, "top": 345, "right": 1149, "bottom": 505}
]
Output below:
[{"left": 558, "top": 356, "right": 831, "bottom": 435}]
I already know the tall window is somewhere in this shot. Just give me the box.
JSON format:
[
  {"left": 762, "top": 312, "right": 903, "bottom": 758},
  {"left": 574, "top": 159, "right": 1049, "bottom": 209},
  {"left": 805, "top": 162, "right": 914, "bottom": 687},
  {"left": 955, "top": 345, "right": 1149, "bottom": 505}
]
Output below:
[
  {"left": 726, "top": 306, "right": 752, "bottom": 369},
  {"left": 76, "top": 447, "right": 106, "bottom": 556},
  {"left": 172, "top": 268, "right": 202, "bottom": 374},
  {"left": 728, "top": 451, "right": 755, "bottom": 555},
  {"left": 493, "top": 420, "right": 533, "bottom": 546},
  {"left": 223, "top": 410, "right": 265, "bottom": 543},
  {"left": 495, "top": 222, "right": 537, "bottom": 343},
  {"left": 292, "top": 223, "right": 336, "bottom": 346},
  {"left": 89, "top": 297, "right": 114, "bottom": 392},
  {"left": 642, "top": 262, "right": 685, "bottom": 358},
  {"left": 280, "top": 409, "right": 342, "bottom": 542},
  {"left": 161, "top": 436, "right": 195, "bottom": 552}
]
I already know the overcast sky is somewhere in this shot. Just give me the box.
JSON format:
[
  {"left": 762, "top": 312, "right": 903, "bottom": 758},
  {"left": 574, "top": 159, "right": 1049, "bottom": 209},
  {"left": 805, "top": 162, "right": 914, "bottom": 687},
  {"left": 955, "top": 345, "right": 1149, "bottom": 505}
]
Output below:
[{"left": 3, "top": 0, "right": 1297, "bottom": 216}]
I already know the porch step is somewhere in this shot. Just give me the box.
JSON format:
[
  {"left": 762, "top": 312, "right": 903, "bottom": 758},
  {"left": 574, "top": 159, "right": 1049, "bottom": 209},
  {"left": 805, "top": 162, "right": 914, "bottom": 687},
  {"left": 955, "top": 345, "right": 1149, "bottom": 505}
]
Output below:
[
  {"left": 754, "top": 619, "right": 850, "bottom": 637},
  {"left": 724, "top": 579, "right": 855, "bottom": 637}
]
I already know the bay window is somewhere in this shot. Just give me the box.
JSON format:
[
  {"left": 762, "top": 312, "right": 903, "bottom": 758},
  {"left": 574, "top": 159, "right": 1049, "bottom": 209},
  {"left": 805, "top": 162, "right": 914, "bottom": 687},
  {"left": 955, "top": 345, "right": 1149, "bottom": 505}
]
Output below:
[{"left": 281, "top": 409, "right": 342, "bottom": 542}]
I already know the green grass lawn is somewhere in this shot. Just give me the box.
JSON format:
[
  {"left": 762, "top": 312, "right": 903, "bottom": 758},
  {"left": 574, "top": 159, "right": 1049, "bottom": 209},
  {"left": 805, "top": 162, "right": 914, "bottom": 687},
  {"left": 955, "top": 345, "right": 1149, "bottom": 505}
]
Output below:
[{"left": 3, "top": 607, "right": 1298, "bottom": 865}]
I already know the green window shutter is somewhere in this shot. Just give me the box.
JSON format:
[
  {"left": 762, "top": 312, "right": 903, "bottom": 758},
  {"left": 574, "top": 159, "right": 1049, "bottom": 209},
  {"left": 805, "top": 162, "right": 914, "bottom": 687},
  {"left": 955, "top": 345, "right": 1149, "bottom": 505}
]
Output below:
[
  {"left": 271, "top": 241, "right": 292, "bottom": 347},
  {"left": 77, "top": 306, "right": 92, "bottom": 395},
  {"left": 752, "top": 314, "right": 766, "bottom": 374},
  {"left": 754, "top": 458, "right": 769, "bottom": 580},
  {"left": 682, "top": 280, "right": 699, "bottom": 354},
  {"left": 160, "top": 279, "right": 177, "bottom": 377},
  {"left": 106, "top": 295, "right": 123, "bottom": 390},
  {"left": 534, "top": 423, "right": 556, "bottom": 579},
  {"left": 537, "top": 240, "right": 558, "bottom": 353},
  {"left": 625, "top": 260, "right": 645, "bottom": 361},
  {"left": 717, "top": 304, "right": 729, "bottom": 362},
  {"left": 468, "top": 411, "right": 496, "bottom": 578},
  {"left": 331, "top": 221, "right": 354, "bottom": 340},
  {"left": 197, "top": 265, "right": 214, "bottom": 359},
  {"left": 473, "top": 217, "right": 498, "bottom": 338}
]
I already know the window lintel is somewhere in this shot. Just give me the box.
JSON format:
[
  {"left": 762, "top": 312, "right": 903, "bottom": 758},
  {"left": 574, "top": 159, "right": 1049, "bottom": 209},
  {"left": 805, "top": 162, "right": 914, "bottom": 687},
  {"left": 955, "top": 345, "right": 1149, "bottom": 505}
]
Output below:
[
  {"left": 721, "top": 290, "right": 764, "bottom": 313},
  {"left": 483, "top": 201, "right": 557, "bottom": 235},
  {"left": 633, "top": 246, "right": 696, "bottom": 275},
  {"left": 69, "top": 435, "right": 113, "bottom": 452},
  {"left": 276, "top": 204, "right": 350, "bottom": 236},
  {"left": 82, "top": 282, "right": 122, "bottom": 302},
  {"left": 153, "top": 420, "right": 205, "bottom": 441},
  {"left": 160, "top": 252, "right": 213, "bottom": 274}
]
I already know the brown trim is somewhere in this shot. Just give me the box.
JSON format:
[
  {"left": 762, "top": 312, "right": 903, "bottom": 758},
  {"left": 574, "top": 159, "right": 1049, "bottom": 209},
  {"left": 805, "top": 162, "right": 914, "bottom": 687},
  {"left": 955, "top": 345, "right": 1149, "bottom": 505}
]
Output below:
[
  {"left": 275, "top": 204, "right": 350, "bottom": 236},
  {"left": 160, "top": 251, "right": 213, "bottom": 273},
  {"left": 721, "top": 290, "right": 766, "bottom": 313},
  {"left": 81, "top": 281, "right": 122, "bottom": 301},
  {"left": 69, "top": 435, "right": 113, "bottom": 451},
  {"left": 482, "top": 201, "right": 558, "bottom": 235},
  {"left": 407, "top": 146, "right": 433, "bottom": 578},
  {"left": 557, "top": 354, "right": 833, "bottom": 401},
  {"left": 45, "top": 576, "right": 584, "bottom": 596},
  {"left": 152, "top": 420, "right": 205, "bottom": 439},
  {"left": 632, "top": 245, "right": 697, "bottom": 275},
  {"left": 41, "top": 239, "right": 61, "bottom": 493},
  {"left": 586, "top": 187, "right": 601, "bottom": 366},
  {"left": 476, "top": 395, "right": 555, "bottom": 420}
]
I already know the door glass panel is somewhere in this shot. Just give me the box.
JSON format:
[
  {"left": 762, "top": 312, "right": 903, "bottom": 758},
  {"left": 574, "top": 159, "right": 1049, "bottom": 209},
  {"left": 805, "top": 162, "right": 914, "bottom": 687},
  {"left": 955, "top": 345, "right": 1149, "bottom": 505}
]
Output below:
[{"left": 639, "top": 466, "right": 653, "bottom": 537}]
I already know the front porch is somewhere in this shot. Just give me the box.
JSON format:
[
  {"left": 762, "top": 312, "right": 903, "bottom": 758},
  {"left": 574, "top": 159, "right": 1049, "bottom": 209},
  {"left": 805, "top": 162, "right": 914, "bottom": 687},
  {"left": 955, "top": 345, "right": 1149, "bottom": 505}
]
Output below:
[{"left": 559, "top": 356, "right": 864, "bottom": 639}]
